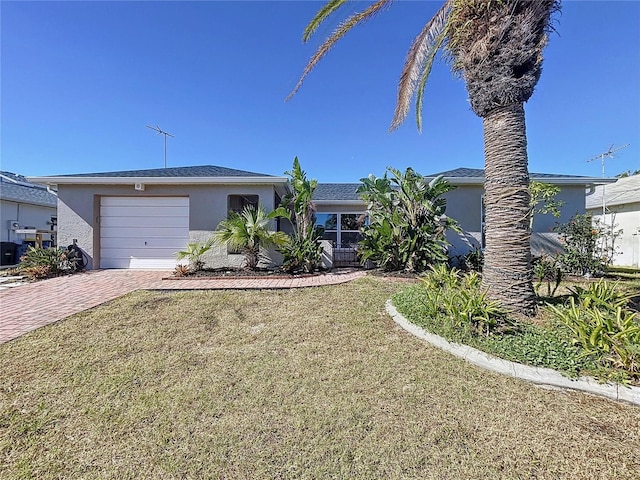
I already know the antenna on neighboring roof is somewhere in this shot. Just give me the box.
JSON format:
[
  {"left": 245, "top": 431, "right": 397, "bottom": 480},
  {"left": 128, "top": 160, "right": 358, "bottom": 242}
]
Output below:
[
  {"left": 146, "top": 125, "right": 174, "bottom": 169},
  {"left": 587, "top": 143, "right": 629, "bottom": 219}
]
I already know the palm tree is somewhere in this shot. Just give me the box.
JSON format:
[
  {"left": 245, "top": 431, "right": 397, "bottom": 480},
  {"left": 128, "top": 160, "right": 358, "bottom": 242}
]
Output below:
[
  {"left": 211, "top": 205, "right": 289, "bottom": 270},
  {"left": 288, "top": 0, "right": 560, "bottom": 315}
]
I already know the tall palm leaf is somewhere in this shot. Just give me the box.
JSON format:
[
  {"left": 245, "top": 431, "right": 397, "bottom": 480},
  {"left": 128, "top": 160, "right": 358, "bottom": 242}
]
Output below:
[{"left": 288, "top": 0, "right": 560, "bottom": 315}]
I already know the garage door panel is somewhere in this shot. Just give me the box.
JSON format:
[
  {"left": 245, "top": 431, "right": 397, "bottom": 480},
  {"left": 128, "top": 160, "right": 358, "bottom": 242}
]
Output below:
[
  {"left": 100, "top": 215, "right": 189, "bottom": 228},
  {"left": 100, "top": 257, "right": 180, "bottom": 269},
  {"left": 100, "top": 226, "right": 188, "bottom": 239},
  {"left": 100, "top": 236, "right": 189, "bottom": 249},
  {"left": 101, "top": 197, "right": 188, "bottom": 208},
  {"left": 100, "top": 205, "right": 189, "bottom": 218},
  {"left": 100, "top": 196, "right": 189, "bottom": 270},
  {"left": 101, "top": 247, "right": 181, "bottom": 258}
]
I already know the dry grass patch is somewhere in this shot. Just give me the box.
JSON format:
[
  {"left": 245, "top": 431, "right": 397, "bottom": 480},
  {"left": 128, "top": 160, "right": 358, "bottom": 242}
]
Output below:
[{"left": 1, "top": 277, "right": 639, "bottom": 479}]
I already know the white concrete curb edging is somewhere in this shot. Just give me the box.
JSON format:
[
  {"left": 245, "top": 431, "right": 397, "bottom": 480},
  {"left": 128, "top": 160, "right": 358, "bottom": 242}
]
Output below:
[{"left": 385, "top": 300, "right": 640, "bottom": 406}]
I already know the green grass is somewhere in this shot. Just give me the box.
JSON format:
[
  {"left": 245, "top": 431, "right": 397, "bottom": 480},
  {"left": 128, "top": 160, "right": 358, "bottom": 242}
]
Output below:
[{"left": 1, "top": 277, "right": 640, "bottom": 479}]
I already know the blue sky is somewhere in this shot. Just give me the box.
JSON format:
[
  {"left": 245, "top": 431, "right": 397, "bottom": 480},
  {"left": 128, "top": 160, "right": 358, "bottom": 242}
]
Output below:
[{"left": 2, "top": 0, "right": 639, "bottom": 182}]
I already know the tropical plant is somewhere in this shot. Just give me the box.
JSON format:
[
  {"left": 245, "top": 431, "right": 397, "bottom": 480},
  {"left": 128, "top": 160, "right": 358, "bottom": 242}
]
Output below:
[
  {"left": 547, "top": 280, "right": 640, "bottom": 376},
  {"left": 532, "top": 254, "right": 563, "bottom": 297},
  {"left": 458, "top": 248, "right": 484, "bottom": 272},
  {"left": 529, "top": 181, "right": 563, "bottom": 230},
  {"left": 18, "top": 245, "right": 80, "bottom": 279},
  {"left": 288, "top": 0, "right": 560, "bottom": 315},
  {"left": 419, "top": 264, "right": 509, "bottom": 336},
  {"left": 356, "top": 167, "right": 458, "bottom": 273},
  {"left": 211, "top": 205, "right": 289, "bottom": 270},
  {"left": 175, "top": 240, "right": 214, "bottom": 272},
  {"left": 277, "top": 157, "right": 323, "bottom": 273}
]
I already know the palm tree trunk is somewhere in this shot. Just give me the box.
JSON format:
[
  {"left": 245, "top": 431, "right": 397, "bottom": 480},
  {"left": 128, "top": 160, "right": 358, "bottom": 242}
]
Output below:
[{"left": 481, "top": 103, "right": 536, "bottom": 315}]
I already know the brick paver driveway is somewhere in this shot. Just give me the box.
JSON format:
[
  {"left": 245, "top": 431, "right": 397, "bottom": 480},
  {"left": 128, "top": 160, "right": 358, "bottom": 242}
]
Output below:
[{"left": 0, "top": 269, "right": 365, "bottom": 344}]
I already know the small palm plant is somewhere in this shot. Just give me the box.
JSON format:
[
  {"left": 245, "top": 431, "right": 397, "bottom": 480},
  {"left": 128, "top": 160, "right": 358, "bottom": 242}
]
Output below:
[
  {"left": 211, "top": 204, "right": 289, "bottom": 270},
  {"left": 175, "top": 239, "right": 214, "bottom": 272}
]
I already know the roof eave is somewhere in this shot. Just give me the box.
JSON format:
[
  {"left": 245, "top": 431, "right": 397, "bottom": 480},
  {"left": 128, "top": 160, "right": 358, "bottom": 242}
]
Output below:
[
  {"left": 0, "top": 197, "right": 57, "bottom": 208},
  {"left": 27, "top": 176, "right": 290, "bottom": 187},
  {"left": 314, "top": 200, "right": 365, "bottom": 205},
  {"left": 424, "top": 176, "right": 616, "bottom": 186}
]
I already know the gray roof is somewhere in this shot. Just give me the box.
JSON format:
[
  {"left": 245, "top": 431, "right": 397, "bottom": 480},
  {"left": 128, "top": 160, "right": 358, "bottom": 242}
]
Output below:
[
  {"left": 314, "top": 183, "right": 362, "bottom": 201},
  {"left": 52, "top": 165, "right": 274, "bottom": 178},
  {"left": 426, "top": 167, "right": 592, "bottom": 180},
  {"left": 586, "top": 174, "right": 640, "bottom": 209},
  {"left": 0, "top": 172, "right": 57, "bottom": 207}
]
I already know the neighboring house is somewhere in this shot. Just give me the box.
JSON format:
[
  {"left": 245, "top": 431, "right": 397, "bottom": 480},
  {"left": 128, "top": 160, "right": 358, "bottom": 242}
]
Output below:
[
  {"left": 29, "top": 166, "right": 288, "bottom": 269},
  {"left": 29, "top": 164, "right": 611, "bottom": 270},
  {"left": 586, "top": 174, "right": 640, "bottom": 267},
  {"left": 0, "top": 172, "right": 57, "bottom": 254}
]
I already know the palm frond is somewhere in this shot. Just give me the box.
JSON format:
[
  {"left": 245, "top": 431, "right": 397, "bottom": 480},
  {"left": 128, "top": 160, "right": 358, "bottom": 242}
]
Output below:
[
  {"left": 287, "top": 0, "right": 392, "bottom": 101},
  {"left": 302, "top": 0, "right": 350, "bottom": 43},
  {"left": 414, "top": 31, "right": 447, "bottom": 132},
  {"left": 390, "top": 0, "right": 452, "bottom": 131}
]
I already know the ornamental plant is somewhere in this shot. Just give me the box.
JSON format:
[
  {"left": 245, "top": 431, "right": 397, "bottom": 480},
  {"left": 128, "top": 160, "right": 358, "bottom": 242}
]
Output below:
[
  {"left": 276, "top": 157, "right": 323, "bottom": 273},
  {"left": 555, "top": 214, "right": 622, "bottom": 276},
  {"left": 356, "top": 167, "right": 459, "bottom": 273}
]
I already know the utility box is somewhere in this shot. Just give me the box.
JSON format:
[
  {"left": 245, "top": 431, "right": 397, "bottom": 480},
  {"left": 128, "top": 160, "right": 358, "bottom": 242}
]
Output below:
[{"left": 0, "top": 242, "right": 18, "bottom": 266}]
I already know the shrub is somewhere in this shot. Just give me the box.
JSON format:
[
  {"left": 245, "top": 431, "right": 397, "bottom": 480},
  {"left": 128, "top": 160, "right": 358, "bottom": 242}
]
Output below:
[
  {"left": 277, "top": 157, "right": 323, "bottom": 274},
  {"left": 532, "top": 254, "right": 563, "bottom": 297},
  {"left": 547, "top": 280, "right": 640, "bottom": 378},
  {"left": 417, "top": 264, "right": 509, "bottom": 336},
  {"left": 554, "top": 213, "right": 621, "bottom": 276},
  {"left": 356, "top": 168, "right": 459, "bottom": 273},
  {"left": 457, "top": 248, "right": 484, "bottom": 272},
  {"left": 393, "top": 278, "right": 594, "bottom": 377},
  {"left": 18, "top": 246, "right": 67, "bottom": 279},
  {"left": 176, "top": 240, "right": 213, "bottom": 272},
  {"left": 212, "top": 205, "right": 288, "bottom": 270}
]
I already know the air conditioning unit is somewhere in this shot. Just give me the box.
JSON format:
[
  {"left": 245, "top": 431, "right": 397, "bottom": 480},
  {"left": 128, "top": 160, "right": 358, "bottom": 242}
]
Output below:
[
  {"left": 8, "top": 220, "right": 19, "bottom": 230},
  {"left": 134, "top": 183, "right": 145, "bottom": 191}
]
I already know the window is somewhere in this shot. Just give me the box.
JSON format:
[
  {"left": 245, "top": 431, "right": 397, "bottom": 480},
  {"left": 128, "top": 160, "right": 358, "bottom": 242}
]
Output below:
[
  {"left": 228, "top": 194, "right": 259, "bottom": 215},
  {"left": 315, "top": 212, "right": 366, "bottom": 249}
]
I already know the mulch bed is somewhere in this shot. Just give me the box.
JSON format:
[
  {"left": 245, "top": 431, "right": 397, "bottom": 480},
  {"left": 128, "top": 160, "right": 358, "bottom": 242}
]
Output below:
[{"left": 168, "top": 268, "right": 327, "bottom": 280}]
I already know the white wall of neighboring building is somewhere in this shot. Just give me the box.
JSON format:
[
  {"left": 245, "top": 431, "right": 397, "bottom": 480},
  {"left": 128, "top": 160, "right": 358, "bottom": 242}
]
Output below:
[
  {"left": 588, "top": 203, "right": 640, "bottom": 267},
  {"left": 0, "top": 200, "right": 57, "bottom": 243},
  {"left": 586, "top": 175, "right": 640, "bottom": 268}
]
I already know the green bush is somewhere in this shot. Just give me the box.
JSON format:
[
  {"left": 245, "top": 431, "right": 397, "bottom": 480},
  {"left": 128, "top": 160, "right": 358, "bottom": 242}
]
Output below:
[
  {"left": 415, "top": 264, "right": 509, "bottom": 336},
  {"left": 532, "top": 254, "right": 563, "bottom": 297},
  {"left": 554, "top": 213, "right": 621, "bottom": 276},
  {"left": 356, "top": 168, "right": 459, "bottom": 273},
  {"left": 393, "top": 280, "right": 594, "bottom": 377},
  {"left": 18, "top": 246, "right": 71, "bottom": 280},
  {"left": 547, "top": 280, "right": 640, "bottom": 377},
  {"left": 176, "top": 240, "right": 214, "bottom": 272},
  {"left": 277, "top": 157, "right": 323, "bottom": 274}
]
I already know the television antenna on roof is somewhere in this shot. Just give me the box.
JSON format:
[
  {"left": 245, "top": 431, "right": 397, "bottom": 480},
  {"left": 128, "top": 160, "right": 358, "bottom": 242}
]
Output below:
[
  {"left": 146, "top": 125, "right": 174, "bottom": 169},
  {"left": 587, "top": 143, "right": 629, "bottom": 178},
  {"left": 587, "top": 143, "right": 629, "bottom": 217}
]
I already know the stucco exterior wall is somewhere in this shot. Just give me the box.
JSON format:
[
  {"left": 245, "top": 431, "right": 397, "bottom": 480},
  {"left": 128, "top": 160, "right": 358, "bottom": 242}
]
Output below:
[
  {"left": 588, "top": 202, "right": 640, "bottom": 267},
  {"left": 57, "top": 183, "right": 280, "bottom": 269},
  {"left": 1, "top": 200, "right": 57, "bottom": 243}
]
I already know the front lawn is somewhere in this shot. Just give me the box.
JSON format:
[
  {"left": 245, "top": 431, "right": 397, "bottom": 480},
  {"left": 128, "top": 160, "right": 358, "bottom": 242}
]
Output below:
[{"left": 1, "top": 277, "right": 639, "bottom": 479}]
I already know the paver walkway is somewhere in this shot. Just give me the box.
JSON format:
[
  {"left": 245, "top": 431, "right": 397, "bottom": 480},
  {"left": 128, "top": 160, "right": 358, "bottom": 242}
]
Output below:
[{"left": 0, "top": 269, "right": 366, "bottom": 344}]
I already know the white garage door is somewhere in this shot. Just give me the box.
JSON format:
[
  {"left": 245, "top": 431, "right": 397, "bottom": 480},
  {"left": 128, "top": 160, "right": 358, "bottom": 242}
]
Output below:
[{"left": 100, "top": 197, "right": 189, "bottom": 269}]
